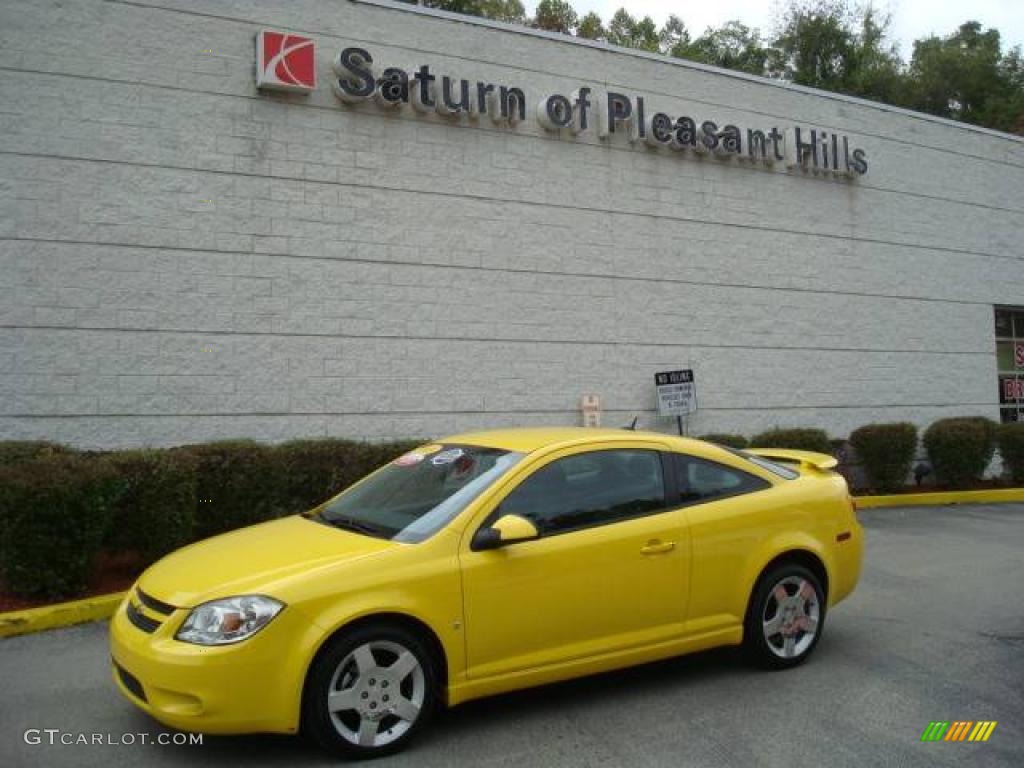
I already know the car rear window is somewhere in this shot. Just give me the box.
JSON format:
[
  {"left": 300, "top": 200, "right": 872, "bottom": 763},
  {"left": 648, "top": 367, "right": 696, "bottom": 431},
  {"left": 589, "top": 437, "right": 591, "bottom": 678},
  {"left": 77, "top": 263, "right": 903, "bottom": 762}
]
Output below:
[{"left": 722, "top": 447, "right": 801, "bottom": 480}]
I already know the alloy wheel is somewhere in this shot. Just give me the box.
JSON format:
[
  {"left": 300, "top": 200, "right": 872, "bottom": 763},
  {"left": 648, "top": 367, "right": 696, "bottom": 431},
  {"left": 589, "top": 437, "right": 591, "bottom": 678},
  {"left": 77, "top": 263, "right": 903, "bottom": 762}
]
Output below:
[
  {"left": 762, "top": 574, "right": 820, "bottom": 659},
  {"left": 326, "top": 639, "right": 426, "bottom": 748}
]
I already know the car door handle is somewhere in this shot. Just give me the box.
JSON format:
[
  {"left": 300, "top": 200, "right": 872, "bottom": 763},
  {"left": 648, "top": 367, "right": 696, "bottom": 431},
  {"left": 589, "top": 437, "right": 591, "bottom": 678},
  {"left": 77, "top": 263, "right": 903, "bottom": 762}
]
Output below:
[{"left": 640, "top": 540, "right": 676, "bottom": 555}]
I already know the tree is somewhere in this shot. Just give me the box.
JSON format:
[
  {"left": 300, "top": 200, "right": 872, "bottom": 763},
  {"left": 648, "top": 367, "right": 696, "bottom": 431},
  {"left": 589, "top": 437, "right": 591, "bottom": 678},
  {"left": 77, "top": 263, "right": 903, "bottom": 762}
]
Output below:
[
  {"left": 606, "top": 8, "right": 659, "bottom": 52},
  {"left": 771, "top": 0, "right": 910, "bottom": 105},
  {"left": 659, "top": 14, "right": 691, "bottom": 57},
  {"left": 844, "top": 7, "right": 905, "bottom": 105},
  {"left": 772, "top": 0, "right": 857, "bottom": 90},
  {"left": 577, "top": 11, "right": 605, "bottom": 41},
  {"left": 481, "top": 0, "right": 526, "bottom": 25},
  {"left": 420, "top": 0, "right": 488, "bottom": 17},
  {"left": 533, "top": 0, "right": 577, "bottom": 34},
  {"left": 907, "top": 21, "right": 1024, "bottom": 132},
  {"left": 684, "top": 21, "right": 770, "bottom": 76}
]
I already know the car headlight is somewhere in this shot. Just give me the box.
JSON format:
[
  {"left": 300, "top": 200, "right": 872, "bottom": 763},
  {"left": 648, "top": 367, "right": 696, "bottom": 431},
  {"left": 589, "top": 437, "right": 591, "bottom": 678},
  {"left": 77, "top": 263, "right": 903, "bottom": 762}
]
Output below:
[{"left": 175, "top": 595, "right": 284, "bottom": 645}]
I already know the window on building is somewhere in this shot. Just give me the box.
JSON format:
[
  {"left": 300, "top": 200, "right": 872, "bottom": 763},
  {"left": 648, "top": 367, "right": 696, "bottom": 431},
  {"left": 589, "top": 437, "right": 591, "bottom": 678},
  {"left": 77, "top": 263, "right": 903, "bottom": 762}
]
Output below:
[{"left": 995, "top": 307, "right": 1024, "bottom": 423}]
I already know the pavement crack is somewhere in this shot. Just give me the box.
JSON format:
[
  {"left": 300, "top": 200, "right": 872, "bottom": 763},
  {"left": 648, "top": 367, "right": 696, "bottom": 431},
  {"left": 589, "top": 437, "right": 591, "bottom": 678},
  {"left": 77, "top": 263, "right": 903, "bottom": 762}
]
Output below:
[{"left": 977, "top": 630, "right": 1024, "bottom": 645}]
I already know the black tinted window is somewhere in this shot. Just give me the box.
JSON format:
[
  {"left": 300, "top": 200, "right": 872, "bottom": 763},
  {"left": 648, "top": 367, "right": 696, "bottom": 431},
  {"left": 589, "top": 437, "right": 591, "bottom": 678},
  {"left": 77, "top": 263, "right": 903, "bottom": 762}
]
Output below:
[
  {"left": 673, "top": 454, "right": 769, "bottom": 504},
  {"left": 499, "top": 449, "right": 667, "bottom": 535}
]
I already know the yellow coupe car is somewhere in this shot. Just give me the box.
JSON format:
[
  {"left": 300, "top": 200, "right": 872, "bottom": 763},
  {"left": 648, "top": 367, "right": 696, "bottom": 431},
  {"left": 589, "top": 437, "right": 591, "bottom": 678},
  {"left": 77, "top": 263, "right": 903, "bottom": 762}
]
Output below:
[{"left": 110, "top": 427, "right": 863, "bottom": 758}]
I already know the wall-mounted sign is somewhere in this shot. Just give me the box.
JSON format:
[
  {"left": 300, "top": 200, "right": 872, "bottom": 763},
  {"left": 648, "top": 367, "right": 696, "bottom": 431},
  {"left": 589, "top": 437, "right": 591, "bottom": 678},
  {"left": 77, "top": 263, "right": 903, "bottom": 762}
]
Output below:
[
  {"left": 1016, "top": 342, "right": 1024, "bottom": 367},
  {"left": 254, "top": 33, "right": 869, "bottom": 178},
  {"left": 655, "top": 370, "right": 697, "bottom": 416},
  {"left": 255, "top": 31, "right": 316, "bottom": 92},
  {"left": 1004, "top": 378, "right": 1024, "bottom": 401},
  {"left": 580, "top": 393, "right": 601, "bottom": 427}
]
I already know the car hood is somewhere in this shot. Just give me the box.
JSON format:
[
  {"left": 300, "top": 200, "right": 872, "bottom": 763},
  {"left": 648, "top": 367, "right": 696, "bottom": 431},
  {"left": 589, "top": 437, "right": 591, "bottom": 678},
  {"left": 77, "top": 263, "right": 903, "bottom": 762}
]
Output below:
[{"left": 136, "top": 515, "right": 399, "bottom": 608}]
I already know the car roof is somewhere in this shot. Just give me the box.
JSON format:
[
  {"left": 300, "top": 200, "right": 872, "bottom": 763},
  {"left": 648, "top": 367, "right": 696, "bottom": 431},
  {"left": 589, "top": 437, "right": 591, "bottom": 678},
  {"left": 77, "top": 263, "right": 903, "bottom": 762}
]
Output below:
[{"left": 440, "top": 426, "right": 696, "bottom": 454}]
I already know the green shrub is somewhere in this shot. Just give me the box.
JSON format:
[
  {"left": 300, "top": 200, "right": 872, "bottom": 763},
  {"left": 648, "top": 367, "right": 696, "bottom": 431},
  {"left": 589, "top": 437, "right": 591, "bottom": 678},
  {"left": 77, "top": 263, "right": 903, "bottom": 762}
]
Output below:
[
  {"left": 750, "top": 428, "right": 832, "bottom": 455},
  {"left": 697, "top": 433, "right": 749, "bottom": 449},
  {"left": 172, "top": 441, "right": 285, "bottom": 539},
  {"left": 0, "top": 441, "right": 71, "bottom": 466},
  {"left": 273, "top": 438, "right": 422, "bottom": 512},
  {"left": 923, "top": 417, "right": 998, "bottom": 487},
  {"left": 0, "top": 454, "right": 123, "bottom": 599},
  {"left": 849, "top": 422, "right": 917, "bottom": 492},
  {"left": 997, "top": 422, "right": 1024, "bottom": 484},
  {"left": 105, "top": 450, "right": 198, "bottom": 562}
]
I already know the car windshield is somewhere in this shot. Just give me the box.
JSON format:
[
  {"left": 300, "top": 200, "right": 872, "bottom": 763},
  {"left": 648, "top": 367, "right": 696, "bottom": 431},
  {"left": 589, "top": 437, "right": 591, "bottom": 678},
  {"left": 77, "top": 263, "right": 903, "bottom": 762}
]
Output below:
[{"left": 310, "top": 444, "right": 524, "bottom": 543}]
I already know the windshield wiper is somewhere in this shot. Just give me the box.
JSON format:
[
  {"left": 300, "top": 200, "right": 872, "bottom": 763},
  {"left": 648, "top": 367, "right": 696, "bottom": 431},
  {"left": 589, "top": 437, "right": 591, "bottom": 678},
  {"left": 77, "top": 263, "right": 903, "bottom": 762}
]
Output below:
[{"left": 313, "top": 513, "right": 391, "bottom": 538}]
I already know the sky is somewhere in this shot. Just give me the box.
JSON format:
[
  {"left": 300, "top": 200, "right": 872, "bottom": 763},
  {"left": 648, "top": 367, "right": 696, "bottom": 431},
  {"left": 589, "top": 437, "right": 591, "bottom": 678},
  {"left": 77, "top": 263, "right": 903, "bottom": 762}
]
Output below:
[{"left": 525, "top": 0, "right": 1024, "bottom": 58}]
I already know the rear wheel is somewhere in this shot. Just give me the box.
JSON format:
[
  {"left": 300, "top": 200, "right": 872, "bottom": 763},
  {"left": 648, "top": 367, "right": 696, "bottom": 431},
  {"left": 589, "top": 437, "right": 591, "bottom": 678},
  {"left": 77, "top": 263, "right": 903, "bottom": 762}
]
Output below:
[
  {"left": 744, "top": 564, "right": 825, "bottom": 669},
  {"left": 303, "top": 622, "right": 439, "bottom": 759}
]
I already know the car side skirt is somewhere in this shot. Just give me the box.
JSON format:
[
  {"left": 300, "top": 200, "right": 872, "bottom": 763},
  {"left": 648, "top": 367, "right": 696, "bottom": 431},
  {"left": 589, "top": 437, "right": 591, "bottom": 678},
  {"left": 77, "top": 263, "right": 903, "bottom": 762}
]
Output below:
[{"left": 446, "top": 625, "right": 743, "bottom": 707}]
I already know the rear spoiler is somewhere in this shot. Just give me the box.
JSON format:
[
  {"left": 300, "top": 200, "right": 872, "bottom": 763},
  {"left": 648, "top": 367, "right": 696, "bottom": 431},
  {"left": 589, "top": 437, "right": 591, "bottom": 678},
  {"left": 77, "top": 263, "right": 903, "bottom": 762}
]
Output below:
[{"left": 745, "top": 448, "right": 838, "bottom": 471}]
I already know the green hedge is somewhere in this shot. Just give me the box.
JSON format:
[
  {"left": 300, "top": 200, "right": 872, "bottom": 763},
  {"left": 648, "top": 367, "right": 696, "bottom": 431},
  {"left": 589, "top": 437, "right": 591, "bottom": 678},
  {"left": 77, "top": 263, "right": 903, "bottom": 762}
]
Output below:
[
  {"left": 750, "top": 428, "right": 832, "bottom": 455},
  {"left": 172, "top": 440, "right": 288, "bottom": 539},
  {"left": 997, "top": 422, "right": 1024, "bottom": 484},
  {"left": 0, "top": 455, "right": 123, "bottom": 599},
  {"left": 849, "top": 422, "right": 917, "bottom": 492},
  {"left": 0, "top": 441, "right": 71, "bottom": 465},
  {"left": 0, "top": 437, "right": 424, "bottom": 600},
  {"left": 697, "top": 433, "right": 749, "bottom": 449},
  {"left": 105, "top": 450, "right": 198, "bottom": 561},
  {"left": 274, "top": 438, "right": 421, "bottom": 513},
  {"left": 923, "top": 417, "right": 997, "bottom": 487}
]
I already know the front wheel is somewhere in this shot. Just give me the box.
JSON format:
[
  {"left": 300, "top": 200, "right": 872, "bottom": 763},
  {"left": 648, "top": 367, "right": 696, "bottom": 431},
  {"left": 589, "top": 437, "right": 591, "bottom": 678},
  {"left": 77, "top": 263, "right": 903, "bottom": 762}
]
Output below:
[
  {"left": 744, "top": 564, "right": 825, "bottom": 669},
  {"left": 303, "top": 623, "right": 439, "bottom": 759}
]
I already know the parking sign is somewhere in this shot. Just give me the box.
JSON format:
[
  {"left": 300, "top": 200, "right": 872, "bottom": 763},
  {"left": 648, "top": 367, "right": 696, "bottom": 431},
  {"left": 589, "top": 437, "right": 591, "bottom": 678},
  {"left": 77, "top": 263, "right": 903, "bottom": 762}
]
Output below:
[{"left": 655, "top": 369, "right": 697, "bottom": 416}]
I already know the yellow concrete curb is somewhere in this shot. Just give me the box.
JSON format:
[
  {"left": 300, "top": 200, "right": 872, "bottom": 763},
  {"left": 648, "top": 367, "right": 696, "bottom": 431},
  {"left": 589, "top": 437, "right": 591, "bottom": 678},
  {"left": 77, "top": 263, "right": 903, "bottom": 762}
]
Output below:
[
  {"left": 0, "top": 591, "right": 127, "bottom": 639},
  {"left": 855, "top": 488, "right": 1024, "bottom": 509}
]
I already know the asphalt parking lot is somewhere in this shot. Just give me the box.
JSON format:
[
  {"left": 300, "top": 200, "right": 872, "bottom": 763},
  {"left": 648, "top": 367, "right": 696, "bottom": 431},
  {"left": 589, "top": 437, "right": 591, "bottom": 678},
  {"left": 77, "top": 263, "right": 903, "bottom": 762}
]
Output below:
[{"left": 1, "top": 504, "right": 1021, "bottom": 767}]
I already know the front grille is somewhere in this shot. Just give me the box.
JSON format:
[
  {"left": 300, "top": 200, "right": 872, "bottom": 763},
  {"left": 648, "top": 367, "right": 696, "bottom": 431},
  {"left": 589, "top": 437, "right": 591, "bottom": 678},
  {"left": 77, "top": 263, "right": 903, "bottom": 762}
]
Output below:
[
  {"left": 125, "top": 601, "right": 161, "bottom": 634},
  {"left": 136, "top": 588, "right": 175, "bottom": 616},
  {"left": 114, "top": 661, "right": 147, "bottom": 702}
]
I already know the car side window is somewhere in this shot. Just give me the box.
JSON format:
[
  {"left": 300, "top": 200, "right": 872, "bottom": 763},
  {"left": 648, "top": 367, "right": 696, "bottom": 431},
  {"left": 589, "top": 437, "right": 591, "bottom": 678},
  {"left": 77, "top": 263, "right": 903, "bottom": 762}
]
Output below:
[
  {"left": 499, "top": 449, "right": 667, "bottom": 536},
  {"left": 673, "top": 454, "right": 770, "bottom": 504}
]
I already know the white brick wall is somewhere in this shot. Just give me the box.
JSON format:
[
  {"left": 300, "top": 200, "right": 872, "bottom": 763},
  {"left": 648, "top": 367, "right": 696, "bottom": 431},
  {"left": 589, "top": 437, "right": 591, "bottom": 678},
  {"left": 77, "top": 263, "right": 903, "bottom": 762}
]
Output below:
[{"left": 0, "top": 0, "right": 1021, "bottom": 448}]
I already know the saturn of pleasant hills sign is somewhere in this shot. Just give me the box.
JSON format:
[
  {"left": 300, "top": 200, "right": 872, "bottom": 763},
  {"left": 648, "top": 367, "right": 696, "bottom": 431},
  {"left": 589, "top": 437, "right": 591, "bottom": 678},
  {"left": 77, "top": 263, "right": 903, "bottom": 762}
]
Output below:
[{"left": 255, "top": 32, "right": 869, "bottom": 179}]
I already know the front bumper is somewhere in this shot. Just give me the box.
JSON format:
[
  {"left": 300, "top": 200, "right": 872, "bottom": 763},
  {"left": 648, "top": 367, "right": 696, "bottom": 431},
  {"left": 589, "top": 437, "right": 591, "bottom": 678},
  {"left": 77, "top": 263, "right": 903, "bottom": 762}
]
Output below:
[{"left": 109, "top": 591, "right": 318, "bottom": 735}]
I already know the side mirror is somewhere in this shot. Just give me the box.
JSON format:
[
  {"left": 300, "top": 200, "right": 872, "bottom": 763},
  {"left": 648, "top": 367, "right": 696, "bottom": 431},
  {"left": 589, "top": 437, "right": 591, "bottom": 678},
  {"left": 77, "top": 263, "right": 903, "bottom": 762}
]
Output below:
[{"left": 472, "top": 513, "right": 539, "bottom": 551}]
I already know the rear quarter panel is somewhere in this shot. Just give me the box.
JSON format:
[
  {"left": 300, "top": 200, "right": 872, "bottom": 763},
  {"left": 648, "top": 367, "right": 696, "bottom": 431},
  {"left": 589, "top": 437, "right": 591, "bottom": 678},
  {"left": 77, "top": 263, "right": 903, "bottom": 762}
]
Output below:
[{"left": 682, "top": 470, "right": 856, "bottom": 635}]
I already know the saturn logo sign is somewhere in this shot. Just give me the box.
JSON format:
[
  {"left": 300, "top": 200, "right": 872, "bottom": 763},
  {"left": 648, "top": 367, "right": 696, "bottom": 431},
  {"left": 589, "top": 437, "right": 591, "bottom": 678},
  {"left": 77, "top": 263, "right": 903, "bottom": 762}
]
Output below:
[{"left": 256, "top": 30, "right": 316, "bottom": 92}]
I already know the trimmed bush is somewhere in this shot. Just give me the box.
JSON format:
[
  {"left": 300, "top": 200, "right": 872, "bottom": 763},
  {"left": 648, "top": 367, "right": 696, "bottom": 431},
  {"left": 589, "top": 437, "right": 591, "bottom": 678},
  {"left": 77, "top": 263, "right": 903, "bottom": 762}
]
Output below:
[
  {"left": 697, "top": 433, "right": 749, "bottom": 449},
  {"left": 997, "top": 422, "right": 1024, "bottom": 484},
  {"left": 750, "top": 428, "right": 832, "bottom": 455},
  {"left": 273, "top": 438, "right": 422, "bottom": 512},
  {"left": 172, "top": 441, "right": 285, "bottom": 539},
  {"left": 923, "top": 417, "right": 998, "bottom": 487},
  {"left": 0, "top": 454, "right": 123, "bottom": 599},
  {"left": 849, "top": 422, "right": 917, "bottom": 492},
  {"left": 105, "top": 450, "right": 198, "bottom": 562},
  {"left": 0, "top": 441, "right": 71, "bottom": 465}
]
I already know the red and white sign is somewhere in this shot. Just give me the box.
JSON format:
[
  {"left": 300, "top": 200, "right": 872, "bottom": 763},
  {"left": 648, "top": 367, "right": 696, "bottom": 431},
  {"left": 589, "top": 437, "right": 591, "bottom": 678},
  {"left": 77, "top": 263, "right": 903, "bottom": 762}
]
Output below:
[
  {"left": 256, "top": 30, "right": 316, "bottom": 92},
  {"left": 1005, "top": 379, "right": 1024, "bottom": 401},
  {"left": 1016, "top": 342, "right": 1024, "bottom": 368}
]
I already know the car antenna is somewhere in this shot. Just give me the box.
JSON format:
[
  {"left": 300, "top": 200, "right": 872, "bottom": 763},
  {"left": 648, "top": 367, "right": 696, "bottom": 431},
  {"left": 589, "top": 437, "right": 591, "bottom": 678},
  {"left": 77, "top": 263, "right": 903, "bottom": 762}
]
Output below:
[{"left": 624, "top": 416, "right": 638, "bottom": 430}]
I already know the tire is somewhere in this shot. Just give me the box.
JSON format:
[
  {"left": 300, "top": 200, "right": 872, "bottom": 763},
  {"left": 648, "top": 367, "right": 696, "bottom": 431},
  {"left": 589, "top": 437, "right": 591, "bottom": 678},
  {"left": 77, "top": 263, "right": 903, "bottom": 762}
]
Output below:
[
  {"left": 302, "top": 622, "right": 440, "bottom": 760},
  {"left": 743, "top": 563, "right": 826, "bottom": 670}
]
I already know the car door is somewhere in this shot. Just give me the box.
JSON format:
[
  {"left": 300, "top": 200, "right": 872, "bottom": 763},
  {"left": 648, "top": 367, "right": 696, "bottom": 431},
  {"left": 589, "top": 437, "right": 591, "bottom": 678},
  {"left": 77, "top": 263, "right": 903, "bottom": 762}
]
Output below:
[{"left": 458, "top": 444, "right": 689, "bottom": 681}]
